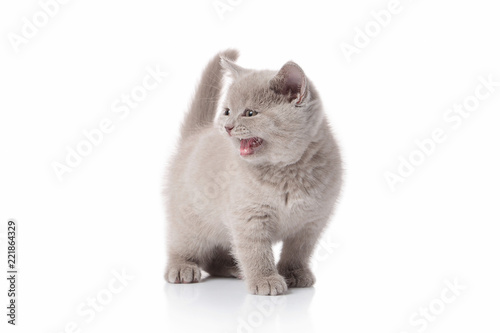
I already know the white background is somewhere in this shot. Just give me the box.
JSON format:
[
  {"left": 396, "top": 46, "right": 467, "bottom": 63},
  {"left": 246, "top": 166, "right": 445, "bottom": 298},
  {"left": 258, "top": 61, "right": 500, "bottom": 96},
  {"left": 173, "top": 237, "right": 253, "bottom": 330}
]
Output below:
[{"left": 1, "top": 0, "right": 499, "bottom": 332}]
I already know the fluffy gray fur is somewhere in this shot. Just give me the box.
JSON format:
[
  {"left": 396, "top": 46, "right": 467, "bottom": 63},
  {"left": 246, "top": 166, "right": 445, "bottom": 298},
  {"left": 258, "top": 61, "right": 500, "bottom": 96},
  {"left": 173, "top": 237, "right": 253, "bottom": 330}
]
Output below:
[{"left": 164, "top": 49, "right": 343, "bottom": 295}]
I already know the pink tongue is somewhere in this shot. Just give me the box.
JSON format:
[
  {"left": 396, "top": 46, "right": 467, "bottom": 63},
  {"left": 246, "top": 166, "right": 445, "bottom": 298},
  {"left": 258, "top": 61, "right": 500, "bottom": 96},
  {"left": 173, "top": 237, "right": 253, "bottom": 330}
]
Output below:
[{"left": 240, "top": 138, "right": 254, "bottom": 156}]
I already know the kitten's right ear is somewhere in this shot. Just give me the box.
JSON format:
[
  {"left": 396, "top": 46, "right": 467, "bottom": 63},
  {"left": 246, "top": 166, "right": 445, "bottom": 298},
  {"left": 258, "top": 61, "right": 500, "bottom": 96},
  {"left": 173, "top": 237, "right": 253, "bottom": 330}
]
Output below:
[{"left": 220, "top": 50, "right": 246, "bottom": 78}]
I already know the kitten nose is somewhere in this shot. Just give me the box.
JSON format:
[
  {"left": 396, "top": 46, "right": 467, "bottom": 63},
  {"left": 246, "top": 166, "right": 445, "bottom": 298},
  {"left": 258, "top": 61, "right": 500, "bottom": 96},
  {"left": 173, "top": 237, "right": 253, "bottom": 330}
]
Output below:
[{"left": 225, "top": 126, "right": 234, "bottom": 136}]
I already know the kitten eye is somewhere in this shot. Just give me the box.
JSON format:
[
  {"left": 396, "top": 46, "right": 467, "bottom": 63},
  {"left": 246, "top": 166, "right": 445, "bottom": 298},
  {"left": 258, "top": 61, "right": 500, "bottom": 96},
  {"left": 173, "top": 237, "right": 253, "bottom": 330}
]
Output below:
[
  {"left": 243, "top": 109, "right": 258, "bottom": 117},
  {"left": 223, "top": 108, "right": 230, "bottom": 116}
]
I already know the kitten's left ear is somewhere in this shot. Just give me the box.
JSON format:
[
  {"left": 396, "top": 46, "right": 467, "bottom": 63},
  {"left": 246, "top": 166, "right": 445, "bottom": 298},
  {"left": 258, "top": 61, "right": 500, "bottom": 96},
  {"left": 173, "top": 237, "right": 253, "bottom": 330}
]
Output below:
[{"left": 270, "top": 61, "right": 308, "bottom": 106}]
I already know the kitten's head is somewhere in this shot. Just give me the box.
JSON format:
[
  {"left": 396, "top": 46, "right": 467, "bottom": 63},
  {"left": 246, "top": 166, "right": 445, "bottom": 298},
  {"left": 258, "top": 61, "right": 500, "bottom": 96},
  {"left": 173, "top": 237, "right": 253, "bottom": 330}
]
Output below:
[{"left": 217, "top": 57, "right": 324, "bottom": 165}]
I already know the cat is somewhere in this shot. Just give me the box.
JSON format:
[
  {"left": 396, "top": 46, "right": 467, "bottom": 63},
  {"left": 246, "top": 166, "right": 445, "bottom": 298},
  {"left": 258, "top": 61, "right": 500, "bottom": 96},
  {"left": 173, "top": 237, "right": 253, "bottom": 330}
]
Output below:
[{"left": 164, "top": 49, "right": 343, "bottom": 295}]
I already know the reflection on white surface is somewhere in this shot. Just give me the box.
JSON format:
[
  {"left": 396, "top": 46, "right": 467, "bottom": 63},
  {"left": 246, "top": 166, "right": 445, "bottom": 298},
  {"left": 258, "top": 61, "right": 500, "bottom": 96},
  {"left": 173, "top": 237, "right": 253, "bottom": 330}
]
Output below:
[{"left": 164, "top": 276, "right": 315, "bottom": 332}]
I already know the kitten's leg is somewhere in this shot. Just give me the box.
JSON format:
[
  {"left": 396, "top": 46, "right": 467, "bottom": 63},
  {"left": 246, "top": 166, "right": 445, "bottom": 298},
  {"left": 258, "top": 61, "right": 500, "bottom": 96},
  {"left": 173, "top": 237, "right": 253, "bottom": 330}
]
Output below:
[
  {"left": 231, "top": 208, "right": 287, "bottom": 296},
  {"left": 165, "top": 251, "right": 202, "bottom": 284},
  {"left": 201, "top": 247, "right": 241, "bottom": 278},
  {"left": 277, "top": 221, "right": 325, "bottom": 288},
  {"left": 165, "top": 205, "right": 205, "bottom": 283}
]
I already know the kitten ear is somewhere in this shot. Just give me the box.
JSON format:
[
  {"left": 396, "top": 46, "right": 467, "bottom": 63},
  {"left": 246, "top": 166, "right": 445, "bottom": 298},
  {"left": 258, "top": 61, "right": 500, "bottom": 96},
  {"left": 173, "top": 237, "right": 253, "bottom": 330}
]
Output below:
[
  {"left": 220, "top": 56, "right": 247, "bottom": 78},
  {"left": 270, "top": 61, "right": 308, "bottom": 105}
]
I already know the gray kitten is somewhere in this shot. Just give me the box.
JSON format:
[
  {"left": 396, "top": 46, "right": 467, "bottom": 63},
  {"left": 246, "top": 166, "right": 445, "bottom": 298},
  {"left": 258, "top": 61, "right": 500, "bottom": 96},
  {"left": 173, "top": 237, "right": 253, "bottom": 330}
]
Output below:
[{"left": 164, "top": 49, "right": 342, "bottom": 295}]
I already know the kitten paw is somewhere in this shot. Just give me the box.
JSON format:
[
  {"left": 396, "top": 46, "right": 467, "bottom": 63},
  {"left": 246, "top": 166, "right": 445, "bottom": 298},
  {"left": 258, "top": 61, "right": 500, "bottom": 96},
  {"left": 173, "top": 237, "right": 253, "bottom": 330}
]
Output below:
[
  {"left": 278, "top": 266, "right": 316, "bottom": 288},
  {"left": 248, "top": 274, "right": 288, "bottom": 296},
  {"left": 165, "top": 263, "right": 201, "bottom": 284}
]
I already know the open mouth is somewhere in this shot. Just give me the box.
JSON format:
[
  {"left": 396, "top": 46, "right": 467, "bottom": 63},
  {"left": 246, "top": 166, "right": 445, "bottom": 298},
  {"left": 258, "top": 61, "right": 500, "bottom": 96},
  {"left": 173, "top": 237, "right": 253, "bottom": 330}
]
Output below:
[{"left": 239, "top": 137, "right": 264, "bottom": 156}]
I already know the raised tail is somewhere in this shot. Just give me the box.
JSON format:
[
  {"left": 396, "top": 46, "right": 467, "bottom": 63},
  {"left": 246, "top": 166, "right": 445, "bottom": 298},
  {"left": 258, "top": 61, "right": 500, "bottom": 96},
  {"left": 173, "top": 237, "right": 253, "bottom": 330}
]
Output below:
[{"left": 180, "top": 49, "right": 239, "bottom": 139}]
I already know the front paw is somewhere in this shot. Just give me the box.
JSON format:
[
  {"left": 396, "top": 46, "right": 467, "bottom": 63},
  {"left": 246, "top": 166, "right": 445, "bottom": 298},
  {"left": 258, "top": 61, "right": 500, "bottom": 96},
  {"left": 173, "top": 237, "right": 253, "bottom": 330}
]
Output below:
[
  {"left": 165, "top": 262, "right": 201, "bottom": 284},
  {"left": 248, "top": 274, "right": 288, "bottom": 296},
  {"left": 278, "top": 265, "right": 316, "bottom": 288}
]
